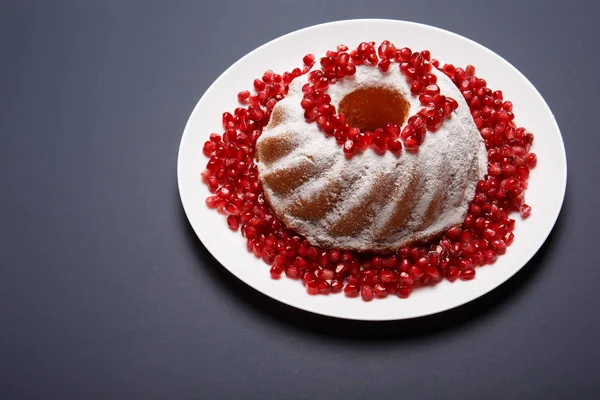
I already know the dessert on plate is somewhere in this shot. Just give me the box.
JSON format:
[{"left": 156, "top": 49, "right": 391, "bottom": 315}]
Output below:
[{"left": 202, "top": 41, "right": 536, "bottom": 301}]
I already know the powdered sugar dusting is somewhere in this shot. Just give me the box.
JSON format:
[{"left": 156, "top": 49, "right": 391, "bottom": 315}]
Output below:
[{"left": 256, "top": 64, "right": 487, "bottom": 251}]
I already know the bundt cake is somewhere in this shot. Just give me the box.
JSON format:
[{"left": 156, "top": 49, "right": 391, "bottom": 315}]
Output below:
[{"left": 255, "top": 62, "right": 487, "bottom": 252}]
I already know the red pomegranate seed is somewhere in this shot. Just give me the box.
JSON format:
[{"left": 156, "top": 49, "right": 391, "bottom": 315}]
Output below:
[
  {"left": 244, "top": 225, "right": 257, "bottom": 240},
  {"left": 303, "top": 53, "right": 315, "bottom": 66},
  {"left": 501, "top": 178, "right": 520, "bottom": 191},
  {"left": 446, "top": 267, "right": 460, "bottom": 282},
  {"left": 205, "top": 195, "right": 220, "bottom": 209},
  {"left": 424, "top": 84, "right": 440, "bottom": 95},
  {"left": 316, "top": 268, "right": 334, "bottom": 280},
  {"left": 270, "top": 265, "right": 282, "bottom": 279},
  {"left": 315, "top": 280, "right": 329, "bottom": 295},
  {"left": 371, "top": 284, "right": 386, "bottom": 298},
  {"left": 224, "top": 203, "right": 239, "bottom": 215},
  {"left": 484, "top": 250, "right": 498, "bottom": 264},
  {"left": 253, "top": 79, "right": 265, "bottom": 91},
  {"left": 425, "top": 265, "right": 441, "bottom": 280},
  {"left": 492, "top": 239, "right": 507, "bottom": 255},
  {"left": 227, "top": 215, "right": 240, "bottom": 231},
  {"left": 504, "top": 232, "right": 515, "bottom": 246},
  {"left": 306, "top": 281, "right": 319, "bottom": 295},
  {"left": 378, "top": 270, "right": 396, "bottom": 283},
  {"left": 285, "top": 265, "right": 300, "bottom": 279},
  {"left": 520, "top": 204, "right": 532, "bottom": 219},
  {"left": 237, "top": 90, "right": 251, "bottom": 102},
  {"left": 336, "top": 52, "right": 350, "bottom": 66},
  {"left": 397, "top": 286, "right": 412, "bottom": 298},
  {"left": 377, "top": 41, "right": 396, "bottom": 59},
  {"left": 344, "top": 284, "right": 359, "bottom": 297},
  {"left": 387, "top": 138, "right": 403, "bottom": 153},
  {"left": 378, "top": 59, "right": 391, "bottom": 72},
  {"left": 206, "top": 176, "right": 219, "bottom": 192},
  {"left": 217, "top": 187, "right": 231, "bottom": 200},
  {"left": 262, "top": 70, "right": 274, "bottom": 83},
  {"left": 483, "top": 228, "right": 496, "bottom": 241},
  {"left": 343, "top": 139, "right": 355, "bottom": 155},
  {"left": 300, "top": 98, "right": 314, "bottom": 110},
  {"left": 203, "top": 141, "right": 217, "bottom": 155},
  {"left": 525, "top": 153, "right": 537, "bottom": 169},
  {"left": 360, "top": 285, "right": 374, "bottom": 301},
  {"left": 442, "top": 64, "right": 456, "bottom": 75},
  {"left": 331, "top": 279, "right": 343, "bottom": 293},
  {"left": 446, "top": 226, "right": 462, "bottom": 241},
  {"left": 403, "top": 137, "right": 420, "bottom": 151},
  {"left": 249, "top": 108, "right": 264, "bottom": 122},
  {"left": 409, "top": 265, "right": 424, "bottom": 279},
  {"left": 459, "top": 268, "right": 476, "bottom": 280}
]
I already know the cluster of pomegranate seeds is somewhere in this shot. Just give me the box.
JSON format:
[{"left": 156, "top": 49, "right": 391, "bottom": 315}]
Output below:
[
  {"left": 201, "top": 41, "right": 537, "bottom": 301},
  {"left": 300, "top": 41, "right": 459, "bottom": 157}
]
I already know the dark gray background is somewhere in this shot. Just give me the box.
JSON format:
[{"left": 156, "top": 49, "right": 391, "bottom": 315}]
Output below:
[{"left": 1, "top": 0, "right": 598, "bottom": 399}]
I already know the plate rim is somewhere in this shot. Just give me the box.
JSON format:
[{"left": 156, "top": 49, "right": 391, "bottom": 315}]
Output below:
[{"left": 177, "top": 18, "right": 567, "bottom": 321}]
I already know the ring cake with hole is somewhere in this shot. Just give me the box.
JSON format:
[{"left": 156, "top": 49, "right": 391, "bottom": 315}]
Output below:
[{"left": 256, "top": 63, "right": 487, "bottom": 251}]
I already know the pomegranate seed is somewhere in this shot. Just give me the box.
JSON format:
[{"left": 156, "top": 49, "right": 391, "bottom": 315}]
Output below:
[
  {"left": 459, "top": 268, "right": 476, "bottom": 280},
  {"left": 336, "top": 52, "right": 350, "bottom": 66},
  {"left": 331, "top": 279, "right": 343, "bottom": 293},
  {"left": 360, "top": 285, "right": 374, "bottom": 301},
  {"left": 270, "top": 265, "right": 282, "bottom": 279},
  {"left": 203, "top": 141, "right": 217, "bottom": 155},
  {"left": 378, "top": 59, "right": 391, "bottom": 72},
  {"left": 397, "top": 286, "right": 412, "bottom": 298},
  {"left": 425, "top": 265, "right": 441, "bottom": 280},
  {"left": 303, "top": 53, "right": 315, "bottom": 66},
  {"left": 300, "top": 98, "right": 314, "bottom": 110},
  {"left": 504, "top": 232, "right": 515, "bottom": 246},
  {"left": 316, "top": 280, "right": 330, "bottom": 295},
  {"left": 446, "top": 226, "right": 462, "bottom": 241},
  {"left": 424, "top": 84, "right": 440, "bottom": 95},
  {"left": 227, "top": 214, "right": 241, "bottom": 231},
  {"left": 492, "top": 239, "right": 507, "bottom": 255},
  {"left": 387, "top": 138, "right": 403, "bottom": 153},
  {"left": 446, "top": 267, "right": 460, "bottom": 282},
  {"left": 253, "top": 79, "right": 265, "bottom": 91},
  {"left": 379, "top": 270, "right": 396, "bottom": 283},
  {"left": 484, "top": 250, "right": 498, "bottom": 264},
  {"left": 372, "top": 283, "right": 387, "bottom": 298},
  {"left": 442, "top": 64, "right": 456, "bottom": 75},
  {"left": 520, "top": 204, "right": 532, "bottom": 219},
  {"left": 224, "top": 203, "right": 239, "bottom": 215},
  {"left": 205, "top": 196, "right": 220, "bottom": 208},
  {"left": 343, "top": 139, "right": 355, "bottom": 155},
  {"left": 249, "top": 108, "right": 264, "bottom": 122},
  {"left": 395, "top": 47, "right": 410, "bottom": 61},
  {"left": 525, "top": 153, "right": 537, "bottom": 169},
  {"left": 317, "top": 268, "right": 334, "bottom": 280},
  {"left": 237, "top": 90, "right": 250, "bottom": 102},
  {"left": 285, "top": 265, "right": 300, "bottom": 279},
  {"left": 410, "top": 265, "right": 424, "bottom": 279},
  {"left": 344, "top": 284, "right": 359, "bottom": 297},
  {"left": 306, "top": 281, "right": 319, "bottom": 295}
]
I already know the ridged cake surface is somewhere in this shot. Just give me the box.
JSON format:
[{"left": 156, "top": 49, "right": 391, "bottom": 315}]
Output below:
[{"left": 256, "top": 64, "right": 487, "bottom": 252}]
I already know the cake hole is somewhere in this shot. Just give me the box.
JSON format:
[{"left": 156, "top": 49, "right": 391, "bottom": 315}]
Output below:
[{"left": 338, "top": 87, "right": 410, "bottom": 132}]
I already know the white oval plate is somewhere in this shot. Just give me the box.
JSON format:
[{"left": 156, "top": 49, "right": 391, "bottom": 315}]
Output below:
[{"left": 178, "top": 19, "right": 567, "bottom": 321}]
